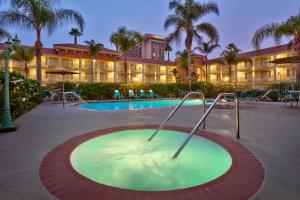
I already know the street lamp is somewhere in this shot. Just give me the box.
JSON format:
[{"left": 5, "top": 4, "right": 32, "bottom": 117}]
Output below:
[{"left": 0, "top": 38, "right": 19, "bottom": 133}]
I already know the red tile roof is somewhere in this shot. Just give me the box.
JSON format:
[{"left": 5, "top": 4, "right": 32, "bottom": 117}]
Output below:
[
  {"left": 208, "top": 44, "right": 291, "bottom": 64},
  {"left": 118, "top": 55, "right": 175, "bottom": 66},
  {"left": 53, "top": 43, "right": 119, "bottom": 54},
  {"left": 143, "top": 33, "right": 166, "bottom": 41},
  {"left": 0, "top": 43, "right": 56, "bottom": 55}
]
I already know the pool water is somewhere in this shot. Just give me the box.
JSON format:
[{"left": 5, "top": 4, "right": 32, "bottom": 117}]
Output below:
[
  {"left": 78, "top": 99, "right": 207, "bottom": 111},
  {"left": 70, "top": 129, "right": 232, "bottom": 191}
]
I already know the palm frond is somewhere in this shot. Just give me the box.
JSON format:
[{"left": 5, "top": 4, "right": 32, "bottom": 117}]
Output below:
[
  {"left": 0, "top": 27, "right": 11, "bottom": 41},
  {"left": 0, "top": 10, "right": 34, "bottom": 30},
  {"left": 199, "top": 1, "right": 219, "bottom": 17},
  {"left": 69, "top": 28, "right": 81, "bottom": 36},
  {"left": 252, "top": 23, "right": 279, "bottom": 49},
  {"left": 53, "top": 9, "right": 85, "bottom": 32},
  {"left": 169, "top": 0, "right": 181, "bottom": 10},
  {"left": 164, "top": 15, "right": 183, "bottom": 30},
  {"left": 195, "top": 22, "right": 219, "bottom": 41}
]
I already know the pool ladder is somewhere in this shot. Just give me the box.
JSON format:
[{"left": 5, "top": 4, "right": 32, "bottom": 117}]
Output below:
[{"left": 148, "top": 92, "right": 240, "bottom": 159}]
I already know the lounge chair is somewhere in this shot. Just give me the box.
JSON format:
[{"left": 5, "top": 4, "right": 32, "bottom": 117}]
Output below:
[
  {"left": 44, "top": 90, "right": 54, "bottom": 101},
  {"left": 239, "top": 90, "right": 261, "bottom": 103},
  {"left": 148, "top": 90, "right": 162, "bottom": 98},
  {"left": 140, "top": 90, "right": 147, "bottom": 99},
  {"left": 281, "top": 90, "right": 299, "bottom": 106},
  {"left": 114, "top": 90, "right": 125, "bottom": 100},
  {"left": 128, "top": 90, "right": 140, "bottom": 99}
]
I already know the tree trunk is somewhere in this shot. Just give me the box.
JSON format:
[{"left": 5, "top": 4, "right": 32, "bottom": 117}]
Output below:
[
  {"left": 35, "top": 29, "right": 43, "bottom": 83},
  {"left": 187, "top": 48, "right": 192, "bottom": 91},
  {"left": 205, "top": 54, "right": 208, "bottom": 83},
  {"left": 124, "top": 55, "right": 128, "bottom": 83},
  {"left": 74, "top": 35, "right": 77, "bottom": 45},
  {"left": 229, "top": 65, "right": 232, "bottom": 84},
  {"left": 235, "top": 64, "right": 238, "bottom": 86},
  {"left": 296, "top": 45, "right": 300, "bottom": 82},
  {"left": 185, "top": 30, "right": 193, "bottom": 91},
  {"left": 91, "top": 60, "right": 94, "bottom": 83},
  {"left": 25, "top": 63, "right": 29, "bottom": 79},
  {"left": 168, "top": 51, "right": 170, "bottom": 61}
]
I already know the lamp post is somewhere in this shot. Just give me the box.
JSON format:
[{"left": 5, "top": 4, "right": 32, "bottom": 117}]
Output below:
[{"left": 0, "top": 39, "right": 18, "bottom": 133}]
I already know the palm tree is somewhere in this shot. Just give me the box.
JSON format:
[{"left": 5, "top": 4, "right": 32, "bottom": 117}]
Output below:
[
  {"left": 69, "top": 28, "right": 82, "bottom": 45},
  {"left": 171, "top": 68, "right": 178, "bottom": 82},
  {"left": 165, "top": 44, "right": 172, "bottom": 61},
  {"left": 10, "top": 46, "right": 35, "bottom": 79},
  {"left": 194, "top": 40, "right": 220, "bottom": 82},
  {"left": 221, "top": 43, "right": 251, "bottom": 85},
  {"left": 252, "top": 9, "right": 300, "bottom": 82},
  {"left": 0, "top": 28, "right": 10, "bottom": 41},
  {"left": 110, "top": 26, "right": 142, "bottom": 83},
  {"left": 109, "top": 32, "right": 120, "bottom": 52},
  {"left": 0, "top": 0, "right": 85, "bottom": 83},
  {"left": 84, "top": 39, "right": 103, "bottom": 83},
  {"left": 164, "top": 0, "right": 219, "bottom": 90},
  {"left": 176, "top": 50, "right": 189, "bottom": 72}
]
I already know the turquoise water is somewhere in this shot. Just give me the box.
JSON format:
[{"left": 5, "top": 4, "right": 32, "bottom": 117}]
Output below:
[
  {"left": 78, "top": 99, "right": 206, "bottom": 111},
  {"left": 70, "top": 129, "right": 232, "bottom": 191}
]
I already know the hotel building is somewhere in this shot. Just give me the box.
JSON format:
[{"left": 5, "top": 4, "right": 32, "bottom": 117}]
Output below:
[
  {"left": 193, "top": 44, "right": 297, "bottom": 88},
  {"left": 0, "top": 39, "right": 177, "bottom": 85},
  {"left": 0, "top": 39, "right": 298, "bottom": 88}
]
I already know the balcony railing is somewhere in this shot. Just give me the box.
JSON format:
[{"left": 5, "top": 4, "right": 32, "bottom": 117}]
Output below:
[{"left": 144, "top": 69, "right": 156, "bottom": 74}]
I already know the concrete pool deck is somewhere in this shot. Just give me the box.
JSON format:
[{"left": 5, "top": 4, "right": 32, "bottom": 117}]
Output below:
[{"left": 0, "top": 103, "right": 300, "bottom": 199}]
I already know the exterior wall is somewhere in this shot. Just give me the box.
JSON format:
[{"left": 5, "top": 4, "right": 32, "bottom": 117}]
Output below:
[
  {"left": 0, "top": 43, "right": 297, "bottom": 87},
  {"left": 202, "top": 47, "right": 297, "bottom": 88},
  {"left": 128, "top": 34, "right": 166, "bottom": 61},
  {"left": 0, "top": 48, "right": 176, "bottom": 85}
]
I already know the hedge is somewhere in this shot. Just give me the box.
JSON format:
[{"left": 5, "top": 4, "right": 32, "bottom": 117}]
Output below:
[
  {"left": 0, "top": 72, "right": 44, "bottom": 121},
  {"left": 271, "top": 82, "right": 300, "bottom": 94},
  {"left": 46, "top": 81, "right": 249, "bottom": 100}
]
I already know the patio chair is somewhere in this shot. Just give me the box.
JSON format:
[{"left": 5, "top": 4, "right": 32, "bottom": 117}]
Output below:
[
  {"left": 258, "top": 90, "right": 282, "bottom": 101},
  {"left": 114, "top": 90, "right": 125, "bottom": 100},
  {"left": 148, "top": 90, "right": 162, "bottom": 98},
  {"left": 281, "top": 90, "right": 299, "bottom": 106},
  {"left": 140, "top": 90, "right": 148, "bottom": 99},
  {"left": 239, "top": 90, "right": 261, "bottom": 103},
  {"left": 128, "top": 90, "right": 140, "bottom": 99},
  {"left": 44, "top": 90, "right": 54, "bottom": 101}
]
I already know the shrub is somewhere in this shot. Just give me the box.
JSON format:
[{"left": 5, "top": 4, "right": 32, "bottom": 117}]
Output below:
[
  {"left": 0, "top": 72, "right": 44, "bottom": 121},
  {"left": 46, "top": 81, "right": 248, "bottom": 100}
]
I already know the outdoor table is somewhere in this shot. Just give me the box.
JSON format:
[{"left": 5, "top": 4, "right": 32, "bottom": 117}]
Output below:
[{"left": 288, "top": 90, "right": 300, "bottom": 109}]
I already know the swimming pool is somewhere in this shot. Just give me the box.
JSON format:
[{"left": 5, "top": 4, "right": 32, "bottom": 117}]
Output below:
[{"left": 78, "top": 99, "right": 207, "bottom": 111}]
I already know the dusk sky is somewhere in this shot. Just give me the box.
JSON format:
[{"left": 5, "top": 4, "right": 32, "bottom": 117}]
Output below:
[{"left": 1, "top": 0, "right": 299, "bottom": 59}]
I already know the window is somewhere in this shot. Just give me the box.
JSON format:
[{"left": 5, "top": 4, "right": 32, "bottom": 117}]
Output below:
[
  {"left": 85, "top": 61, "right": 92, "bottom": 68},
  {"left": 261, "top": 58, "right": 271, "bottom": 66},
  {"left": 245, "top": 73, "right": 251, "bottom": 80},
  {"left": 99, "top": 62, "right": 107, "bottom": 69},
  {"left": 63, "top": 59, "right": 73, "bottom": 68},
  {"left": 287, "top": 69, "right": 296, "bottom": 78},
  {"left": 130, "top": 64, "right": 136, "bottom": 72},
  {"left": 101, "top": 74, "right": 108, "bottom": 81},
  {"left": 117, "top": 74, "right": 123, "bottom": 80},
  {"left": 46, "top": 58, "right": 57, "bottom": 66}
]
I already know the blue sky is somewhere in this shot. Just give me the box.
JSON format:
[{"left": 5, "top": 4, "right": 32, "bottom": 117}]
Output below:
[{"left": 1, "top": 0, "right": 299, "bottom": 59}]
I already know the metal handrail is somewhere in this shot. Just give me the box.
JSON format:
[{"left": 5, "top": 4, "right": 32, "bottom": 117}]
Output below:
[
  {"left": 148, "top": 92, "right": 206, "bottom": 141},
  {"left": 172, "top": 93, "right": 240, "bottom": 159}
]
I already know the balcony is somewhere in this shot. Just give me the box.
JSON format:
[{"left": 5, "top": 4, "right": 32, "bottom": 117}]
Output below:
[
  {"left": 144, "top": 68, "right": 156, "bottom": 74},
  {"left": 158, "top": 69, "right": 167, "bottom": 74},
  {"left": 100, "top": 66, "right": 114, "bottom": 72},
  {"left": 129, "top": 68, "right": 142, "bottom": 73}
]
